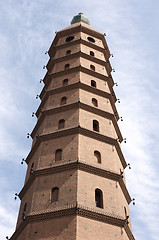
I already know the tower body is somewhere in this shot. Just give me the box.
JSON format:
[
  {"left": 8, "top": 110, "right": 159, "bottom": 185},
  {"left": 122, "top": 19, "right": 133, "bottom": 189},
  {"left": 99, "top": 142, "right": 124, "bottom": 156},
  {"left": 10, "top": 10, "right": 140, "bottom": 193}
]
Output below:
[{"left": 10, "top": 13, "right": 135, "bottom": 240}]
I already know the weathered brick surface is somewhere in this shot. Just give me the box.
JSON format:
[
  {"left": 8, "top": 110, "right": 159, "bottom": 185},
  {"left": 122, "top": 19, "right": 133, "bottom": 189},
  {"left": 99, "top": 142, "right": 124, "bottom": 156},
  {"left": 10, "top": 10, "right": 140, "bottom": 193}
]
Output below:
[
  {"left": 77, "top": 170, "right": 129, "bottom": 218},
  {"left": 77, "top": 216, "right": 128, "bottom": 240},
  {"left": 47, "top": 72, "right": 80, "bottom": 90},
  {"left": 16, "top": 216, "right": 76, "bottom": 240},
  {"left": 80, "top": 72, "right": 111, "bottom": 93},
  {"left": 78, "top": 135, "right": 124, "bottom": 172}
]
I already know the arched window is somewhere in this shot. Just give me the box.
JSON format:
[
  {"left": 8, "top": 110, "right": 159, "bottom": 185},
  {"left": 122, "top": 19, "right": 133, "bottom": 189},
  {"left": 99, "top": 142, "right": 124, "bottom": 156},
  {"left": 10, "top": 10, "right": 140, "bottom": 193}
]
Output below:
[
  {"left": 30, "top": 162, "right": 34, "bottom": 175},
  {"left": 92, "top": 98, "right": 98, "bottom": 107},
  {"left": 58, "top": 119, "right": 65, "bottom": 129},
  {"left": 60, "top": 96, "right": 67, "bottom": 105},
  {"left": 66, "top": 36, "right": 74, "bottom": 42},
  {"left": 94, "top": 151, "right": 101, "bottom": 164},
  {"left": 63, "top": 79, "right": 68, "bottom": 86},
  {"left": 55, "top": 149, "right": 62, "bottom": 161},
  {"left": 51, "top": 187, "right": 59, "bottom": 202},
  {"left": 124, "top": 207, "right": 127, "bottom": 218},
  {"left": 87, "top": 36, "right": 95, "bottom": 43},
  {"left": 95, "top": 189, "right": 103, "bottom": 208},
  {"left": 93, "top": 120, "right": 99, "bottom": 132},
  {"left": 91, "top": 80, "right": 96, "bottom": 88},
  {"left": 22, "top": 203, "right": 27, "bottom": 220},
  {"left": 90, "top": 51, "right": 95, "bottom": 56},
  {"left": 90, "top": 65, "right": 95, "bottom": 71},
  {"left": 66, "top": 50, "right": 71, "bottom": 55},
  {"left": 64, "top": 64, "right": 70, "bottom": 70}
]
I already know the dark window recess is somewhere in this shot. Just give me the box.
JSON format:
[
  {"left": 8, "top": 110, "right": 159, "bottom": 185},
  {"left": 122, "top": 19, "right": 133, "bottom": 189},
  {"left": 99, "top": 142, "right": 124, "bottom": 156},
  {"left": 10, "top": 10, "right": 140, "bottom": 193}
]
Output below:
[
  {"left": 94, "top": 151, "right": 101, "bottom": 164},
  {"left": 95, "top": 189, "right": 103, "bottom": 208},
  {"left": 65, "top": 64, "right": 70, "bottom": 69},
  {"left": 58, "top": 119, "right": 65, "bottom": 129},
  {"left": 55, "top": 149, "right": 62, "bottom": 161},
  {"left": 93, "top": 120, "right": 99, "bottom": 132},
  {"left": 66, "top": 50, "right": 71, "bottom": 55},
  {"left": 30, "top": 162, "right": 34, "bottom": 175},
  {"left": 63, "top": 79, "right": 68, "bottom": 86},
  {"left": 92, "top": 98, "right": 98, "bottom": 107},
  {"left": 66, "top": 36, "right": 74, "bottom": 42},
  {"left": 90, "top": 51, "right": 95, "bottom": 56},
  {"left": 22, "top": 203, "right": 27, "bottom": 220},
  {"left": 60, "top": 97, "right": 67, "bottom": 105},
  {"left": 91, "top": 80, "right": 96, "bottom": 88},
  {"left": 124, "top": 207, "right": 127, "bottom": 218},
  {"left": 87, "top": 36, "right": 95, "bottom": 43},
  {"left": 90, "top": 65, "right": 95, "bottom": 71},
  {"left": 51, "top": 187, "right": 59, "bottom": 202}
]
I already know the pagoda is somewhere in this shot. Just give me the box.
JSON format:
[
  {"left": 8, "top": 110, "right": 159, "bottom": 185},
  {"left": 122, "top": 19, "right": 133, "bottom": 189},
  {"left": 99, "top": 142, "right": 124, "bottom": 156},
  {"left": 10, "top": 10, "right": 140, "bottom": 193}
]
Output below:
[{"left": 10, "top": 13, "right": 135, "bottom": 240}]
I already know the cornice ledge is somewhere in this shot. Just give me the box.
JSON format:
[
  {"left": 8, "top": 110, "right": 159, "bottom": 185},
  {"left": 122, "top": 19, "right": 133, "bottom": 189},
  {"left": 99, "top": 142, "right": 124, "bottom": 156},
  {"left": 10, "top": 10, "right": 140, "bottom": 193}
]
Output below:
[
  {"left": 19, "top": 160, "right": 130, "bottom": 204},
  {"left": 26, "top": 127, "right": 126, "bottom": 168},
  {"left": 36, "top": 81, "right": 117, "bottom": 118},
  {"left": 10, "top": 203, "right": 135, "bottom": 240},
  {"left": 124, "top": 224, "right": 135, "bottom": 240},
  {"left": 119, "top": 178, "right": 131, "bottom": 204},
  {"left": 33, "top": 101, "right": 121, "bottom": 140},
  {"left": 48, "top": 51, "right": 108, "bottom": 70}
]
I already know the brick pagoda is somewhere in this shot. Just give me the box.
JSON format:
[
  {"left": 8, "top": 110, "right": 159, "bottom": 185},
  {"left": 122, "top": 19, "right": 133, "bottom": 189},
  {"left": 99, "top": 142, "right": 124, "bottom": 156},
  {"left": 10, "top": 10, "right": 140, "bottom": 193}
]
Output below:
[{"left": 10, "top": 13, "right": 135, "bottom": 240}]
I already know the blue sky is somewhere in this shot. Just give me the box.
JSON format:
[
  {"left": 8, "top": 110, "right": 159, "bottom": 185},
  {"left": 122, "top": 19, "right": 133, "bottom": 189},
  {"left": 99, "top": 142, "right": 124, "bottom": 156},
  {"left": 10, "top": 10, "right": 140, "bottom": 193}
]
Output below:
[{"left": 0, "top": 0, "right": 159, "bottom": 239}]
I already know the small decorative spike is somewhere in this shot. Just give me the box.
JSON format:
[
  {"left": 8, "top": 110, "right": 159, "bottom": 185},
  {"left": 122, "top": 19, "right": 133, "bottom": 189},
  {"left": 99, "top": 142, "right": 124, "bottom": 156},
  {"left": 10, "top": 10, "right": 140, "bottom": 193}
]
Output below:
[
  {"left": 119, "top": 117, "right": 123, "bottom": 121},
  {"left": 27, "top": 133, "right": 31, "bottom": 138},
  {"left": 132, "top": 198, "right": 135, "bottom": 205},
  {"left": 127, "top": 163, "right": 131, "bottom": 169},
  {"left": 21, "top": 158, "right": 25, "bottom": 164},
  {"left": 14, "top": 193, "right": 18, "bottom": 200}
]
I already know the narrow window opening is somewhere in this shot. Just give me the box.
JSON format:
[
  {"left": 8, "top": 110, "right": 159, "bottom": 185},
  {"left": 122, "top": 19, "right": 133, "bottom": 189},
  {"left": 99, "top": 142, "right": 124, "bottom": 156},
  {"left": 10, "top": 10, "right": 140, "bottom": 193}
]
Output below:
[
  {"left": 63, "top": 79, "right": 68, "bottom": 86},
  {"left": 60, "top": 96, "right": 67, "bottom": 105},
  {"left": 93, "top": 120, "right": 99, "bottom": 132},
  {"left": 92, "top": 98, "right": 98, "bottom": 107},
  {"left": 30, "top": 162, "right": 34, "bottom": 175},
  {"left": 22, "top": 203, "right": 27, "bottom": 220},
  {"left": 55, "top": 149, "right": 62, "bottom": 161},
  {"left": 90, "top": 65, "right": 95, "bottom": 71},
  {"left": 87, "top": 36, "right": 95, "bottom": 43},
  {"left": 51, "top": 187, "right": 59, "bottom": 202},
  {"left": 95, "top": 189, "right": 103, "bottom": 208},
  {"left": 91, "top": 80, "right": 96, "bottom": 88},
  {"left": 66, "top": 36, "right": 74, "bottom": 42},
  {"left": 124, "top": 207, "right": 127, "bottom": 218},
  {"left": 64, "top": 64, "right": 70, "bottom": 70},
  {"left": 90, "top": 51, "right": 95, "bottom": 56},
  {"left": 94, "top": 151, "right": 101, "bottom": 164},
  {"left": 58, "top": 119, "right": 65, "bottom": 129},
  {"left": 66, "top": 50, "right": 71, "bottom": 55}
]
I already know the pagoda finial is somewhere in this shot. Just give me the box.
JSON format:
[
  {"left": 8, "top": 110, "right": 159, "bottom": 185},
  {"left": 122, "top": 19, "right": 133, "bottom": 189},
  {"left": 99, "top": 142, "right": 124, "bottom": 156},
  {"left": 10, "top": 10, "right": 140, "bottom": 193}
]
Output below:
[{"left": 71, "top": 13, "right": 90, "bottom": 25}]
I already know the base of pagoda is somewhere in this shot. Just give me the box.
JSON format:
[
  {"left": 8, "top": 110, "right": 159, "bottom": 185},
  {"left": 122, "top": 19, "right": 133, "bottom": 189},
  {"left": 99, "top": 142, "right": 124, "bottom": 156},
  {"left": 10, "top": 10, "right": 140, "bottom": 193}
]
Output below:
[{"left": 10, "top": 203, "right": 135, "bottom": 240}]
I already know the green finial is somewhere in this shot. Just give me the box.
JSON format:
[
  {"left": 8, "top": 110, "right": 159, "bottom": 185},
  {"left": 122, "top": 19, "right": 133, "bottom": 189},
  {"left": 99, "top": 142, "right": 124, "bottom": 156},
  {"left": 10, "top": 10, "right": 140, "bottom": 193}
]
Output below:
[{"left": 71, "top": 13, "right": 90, "bottom": 25}]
